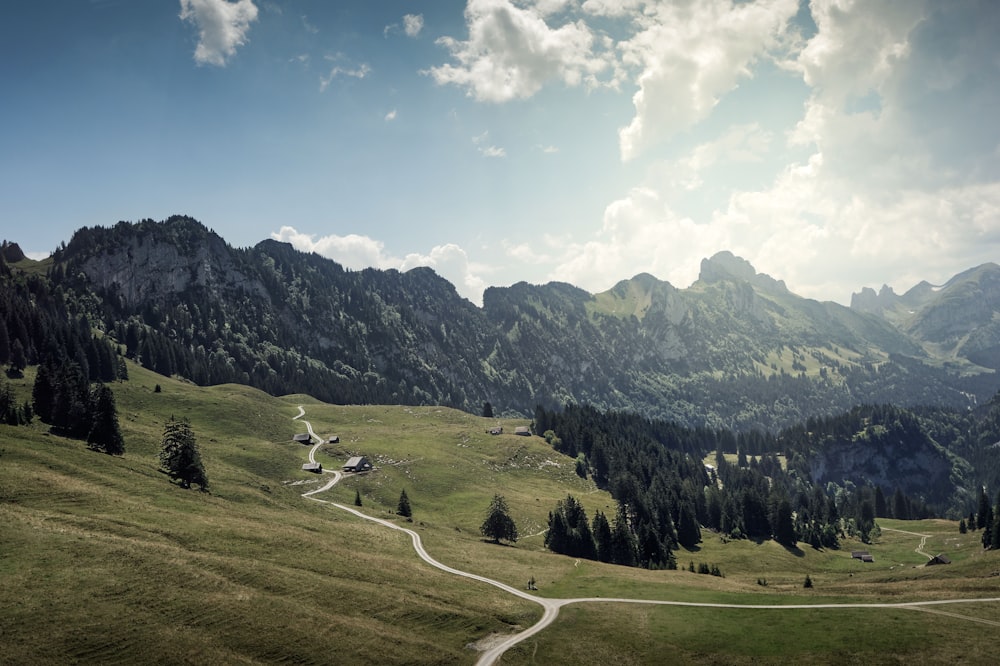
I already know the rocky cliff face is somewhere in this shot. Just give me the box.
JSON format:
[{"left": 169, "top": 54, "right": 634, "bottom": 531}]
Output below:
[{"left": 69, "top": 218, "right": 268, "bottom": 309}]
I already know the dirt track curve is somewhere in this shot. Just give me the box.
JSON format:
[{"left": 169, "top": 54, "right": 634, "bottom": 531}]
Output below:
[{"left": 293, "top": 407, "right": 1000, "bottom": 665}]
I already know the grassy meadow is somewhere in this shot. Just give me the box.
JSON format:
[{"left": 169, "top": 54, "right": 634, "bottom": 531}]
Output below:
[{"left": 2, "top": 361, "right": 999, "bottom": 664}]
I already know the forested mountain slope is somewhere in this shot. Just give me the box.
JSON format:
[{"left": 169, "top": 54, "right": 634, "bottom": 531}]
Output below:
[{"left": 7, "top": 216, "right": 1000, "bottom": 431}]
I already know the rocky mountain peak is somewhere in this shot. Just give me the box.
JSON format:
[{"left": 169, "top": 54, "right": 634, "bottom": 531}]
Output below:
[{"left": 698, "top": 251, "right": 788, "bottom": 295}]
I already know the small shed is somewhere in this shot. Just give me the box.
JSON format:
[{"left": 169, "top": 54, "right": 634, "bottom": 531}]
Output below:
[
  {"left": 851, "top": 550, "right": 870, "bottom": 560},
  {"left": 343, "top": 456, "right": 372, "bottom": 473},
  {"left": 302, "top": 462, "right": 322, "bottom": 473},
  {"left": 293, "top": 433, "right": 312, "bottom": 444},
  {"left": 514, "top": 426, "right": 531, "bottom": 436},
  {"left": 927, "top": 554, "right": 951, "bottom": 566},
  {"left": 328, "top": 435, "right": 340, "bottom": 443}
]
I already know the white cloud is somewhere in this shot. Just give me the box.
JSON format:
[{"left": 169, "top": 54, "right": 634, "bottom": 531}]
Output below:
[
  {"left": 271, "top": 227, "right": 489, "bottom": 304},
  {"left": 400, "top": 244, "right": 488, "bottom": 302},
  {"left": 319, "top": 59, "right": 371, "bottom": 92},
  {"left": 300, "top": 14, "right": 318, "bottom": 35},
  {"left": 473, "top": 131, "right": 506, "bottom": 157},
  {"left": 794, "top": 0, "right": 927, "bottom": 107},
  {"left": 580, "top": 0, "right": 643, "bottom": 18},
  {"left": 617, "top": 0, "right": 799, "bottom": 161},
  {"left": 403, "top": 14, "right": 424, "bottom": 38},
  {"left": 426, "top": 0, "right": 613, "bottom": 102},
  {"left": 654, "top": 123, "right": 773, "bottom": 192},
  {"left": 540, "top": 186, "right": 730, "bottom": 294},
  {"left": 179, "top": 0, "right": 259, "bottom": 67},
  {"left": 385, "top": 109, "right": 398, "bottom": 122}
]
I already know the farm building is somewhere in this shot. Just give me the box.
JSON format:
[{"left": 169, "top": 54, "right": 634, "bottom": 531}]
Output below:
[
  {"left": 514, "top": 426, "right": 531, "bottom": 436},
  {"left": 343, "top": 456, "right": 372, "bottom": 473},
  {"left": 927, "top": 554, "right": 951, "bottom": 566},
  {"left": 328, "top": 435, "right": 340, "bottom": 443},
  {"left": 851, "top": 551, "right": 874, "bottom": 562},
  {"left": 293, "top": 433, "right": 312, "bottom": 444},
  {"left": 302, "top": 462, "right": 322, "bottom": 473}
]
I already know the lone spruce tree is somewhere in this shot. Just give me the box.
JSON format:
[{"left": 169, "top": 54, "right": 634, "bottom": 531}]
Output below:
[
  {"left": 87, "top": 384, "right": 125, "bottom": 455},
  {"left": 481, "top": 494, "right": 518, "bottom": 544},
  {"left": 159, "top": 418, "right": 208, "bottom": 490},
  {"left": 397, "top": 489, "right": 412, "bottom": 518}
]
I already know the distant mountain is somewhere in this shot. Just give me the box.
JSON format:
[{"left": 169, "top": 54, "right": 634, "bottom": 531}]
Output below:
[
  {"left": 851, "top": 263, "right": 1000, "bottom": 370},
  {"left": 8, "top": 216, "right": 1000, "bottom": 431}
]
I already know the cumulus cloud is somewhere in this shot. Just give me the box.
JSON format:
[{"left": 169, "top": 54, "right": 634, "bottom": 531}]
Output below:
[
  {"left": 654, "top": 123, "right": 773, "bottom": 191},
  {"left": 426, "top": 0, "right": 613, "bottom": 102},
  {"left": 384, "top": 109, "right": 398, "bottom": 122},
  {"left": 503, "top": 0, "right": 1000, "bottom": 305},
  {"left": 271, "top": 227, "right": 490, "bottom": 304},
  {"left": 403, "top": 14, "right": 424, "bottom": 38},
  {"left": 400, "top": 244, "right": 488, "bottom": 301},
  {"left": 179, "top": 0, "right": 259, "bottom": 67},
  {"left": 617, "top": 0, "right": 799, "bottom": 161}
]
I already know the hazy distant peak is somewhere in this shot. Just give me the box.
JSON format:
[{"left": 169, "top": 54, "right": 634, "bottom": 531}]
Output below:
[
  {"left": 698, "top": 251, "right": 788, "bottom": 295},
  {"left": 699, "top": 251, "right": 757, "bottom": 283}
]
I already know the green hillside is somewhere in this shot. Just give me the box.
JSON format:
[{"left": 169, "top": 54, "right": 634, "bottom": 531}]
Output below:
[{"left": 2, "top": 363, "right": 1000, "bottom": 664}]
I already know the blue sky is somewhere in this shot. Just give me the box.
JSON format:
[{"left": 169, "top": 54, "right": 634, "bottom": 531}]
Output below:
[{"left": 2, "top": 1, "right": 999, "bottom": 305}]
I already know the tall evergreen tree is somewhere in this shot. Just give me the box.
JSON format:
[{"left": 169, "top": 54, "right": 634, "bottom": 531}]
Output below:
[
  {"left": 991, "top": 490, "right": 1000, "bottom": 551},
  {"left": 481, "top": 494, "right": 518, "bottom": 544},
  {"left": 87, "top": 384, "right": 124, "bottom": 455},
  {"left": 610, "top": 502, "right": 638, "bottom": 567},
  {"left": 592, "top": 510, "right": 612, "bottom": 563},
  {"left": 977, "top": 487, "right": 992, "bottom": 536},
  {"left": 772, "top": 497, "right": 797, "bottom": 547},
  {"left": 676, "top": 502, "right": 701, "bottom": 549},
  {"left": 159, "top": 418, "right": 208, "bottom": 490},
  {"left": 874, "top": 486, "right": 887, "bottom": 518},
  {"left": 397, "top": 489, "right": 412, "bottom": 518}
]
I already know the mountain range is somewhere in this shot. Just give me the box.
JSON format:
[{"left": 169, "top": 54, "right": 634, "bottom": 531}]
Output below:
[{"left": 8, "top": 215, "right": 1000, "bottom": 432}]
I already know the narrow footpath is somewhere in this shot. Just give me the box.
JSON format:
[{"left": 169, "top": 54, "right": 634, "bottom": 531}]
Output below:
[{"left": 293, "top": 407, "right": 1000, "bottom": 665}]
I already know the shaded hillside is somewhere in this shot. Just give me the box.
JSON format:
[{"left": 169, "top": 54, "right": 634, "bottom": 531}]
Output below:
[{"left": 8, "top": 216, "right": 1000, "bottom": 430}]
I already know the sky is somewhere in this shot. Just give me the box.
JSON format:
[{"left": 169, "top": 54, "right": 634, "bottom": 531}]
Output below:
[{"left": 2, "top": 1, "right": 999, "bottom": 306}]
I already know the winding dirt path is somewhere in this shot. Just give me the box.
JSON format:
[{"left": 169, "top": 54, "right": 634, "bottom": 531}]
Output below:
[
  {"left": 292, "top": 407, "right": 1000, "bottom": 665},
  {"left": 881, "top": 526, "right": 934, "bottom": 560}
]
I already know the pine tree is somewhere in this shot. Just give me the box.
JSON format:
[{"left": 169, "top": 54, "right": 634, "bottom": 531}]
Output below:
[
  {"left": 804, "top": 574, "right": 813, "bottom": 588},
  {"left": 87, "top": 384, "right": 124, "bottom": 455},
  {"left": 592, "top": 510, "right": 612, "bottom": 563},
  {"left": 397, "top": 489, "right": 412, "bottom": 518},
  {"left": 482, "top": 401, "right": 494, "bottom": 418},
  {"left": 959, "top": 518, "right": 967, "bottom": 534},
  {"left": 977, "top": 488, "right": 992, "bottom": 537},
  {"left": 480, "top": 494, "right": 518, "bottom": 544},
  {"left": 992, "top": 490, "right": 1000, "bottom": 551},
  {"left": 159, "top": 418, "right": 208, "bottom": 490},
  {"left": 773, "top": 498, "right": 797, "bottom": 547},
  {"left": 676, "top": 502, "right": 701, "bottom": 549},
  {"left": 354, "top": 489, "right": 362, "bottom": 507},
  {"left": 610, "top": 502, "right": 638, "bottom": 567}
]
